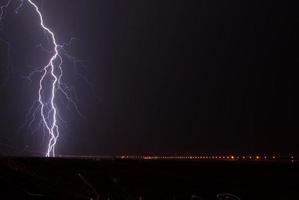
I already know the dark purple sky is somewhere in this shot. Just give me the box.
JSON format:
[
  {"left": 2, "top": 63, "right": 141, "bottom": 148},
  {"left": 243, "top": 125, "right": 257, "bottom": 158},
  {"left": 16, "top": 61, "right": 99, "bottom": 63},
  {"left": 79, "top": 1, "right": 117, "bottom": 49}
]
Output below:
[{"left": 0, "top": 0, "right": 298, "bottom": 156}]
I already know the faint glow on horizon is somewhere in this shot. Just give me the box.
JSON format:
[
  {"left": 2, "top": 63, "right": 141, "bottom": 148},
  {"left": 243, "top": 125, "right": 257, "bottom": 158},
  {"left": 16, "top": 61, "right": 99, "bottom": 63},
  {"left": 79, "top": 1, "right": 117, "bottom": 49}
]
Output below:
[{"left": 116, "top": 154, "right": 293, "bottom": 162}]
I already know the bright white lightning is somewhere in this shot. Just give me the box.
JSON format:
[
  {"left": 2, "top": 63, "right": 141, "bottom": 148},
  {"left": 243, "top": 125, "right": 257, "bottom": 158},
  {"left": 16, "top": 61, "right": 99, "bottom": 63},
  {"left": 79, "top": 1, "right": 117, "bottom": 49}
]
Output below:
[
  {"left": 26, "top": 0, "right": 61, "bottom": 157},
  {"left": 1, "top": 0, "right": 89, "bottom": 157}
]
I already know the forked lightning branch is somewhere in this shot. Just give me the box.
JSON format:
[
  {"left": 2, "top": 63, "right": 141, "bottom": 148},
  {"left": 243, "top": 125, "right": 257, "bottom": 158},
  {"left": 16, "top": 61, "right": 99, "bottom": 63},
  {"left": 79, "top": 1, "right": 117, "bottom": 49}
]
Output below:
[{"left": 0, "top": 0, "right": 79, "bottom": 157}]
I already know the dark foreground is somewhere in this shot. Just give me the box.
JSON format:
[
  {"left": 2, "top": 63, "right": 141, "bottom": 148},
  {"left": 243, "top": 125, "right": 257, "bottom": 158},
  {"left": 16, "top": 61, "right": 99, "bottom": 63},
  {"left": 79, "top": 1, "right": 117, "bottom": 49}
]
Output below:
[{"left": 0, "top": 157, "right": 298, "bottom": 200}]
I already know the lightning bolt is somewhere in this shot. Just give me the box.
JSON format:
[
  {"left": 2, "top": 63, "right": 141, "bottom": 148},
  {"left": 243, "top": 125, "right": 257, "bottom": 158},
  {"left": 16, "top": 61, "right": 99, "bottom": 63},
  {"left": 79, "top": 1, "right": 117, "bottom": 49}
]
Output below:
[
  {"left": 26, "top": 0, "right": 61, "bottom": 157},
  {"left": 0, "top": 0, "right": 84, "bottom": 157}
]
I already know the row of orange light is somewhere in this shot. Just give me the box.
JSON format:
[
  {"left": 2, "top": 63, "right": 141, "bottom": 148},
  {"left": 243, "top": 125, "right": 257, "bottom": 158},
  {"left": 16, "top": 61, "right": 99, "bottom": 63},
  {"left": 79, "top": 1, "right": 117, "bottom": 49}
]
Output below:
[{"left": 119, "top": 155, "right": 279, "bottom": 160}]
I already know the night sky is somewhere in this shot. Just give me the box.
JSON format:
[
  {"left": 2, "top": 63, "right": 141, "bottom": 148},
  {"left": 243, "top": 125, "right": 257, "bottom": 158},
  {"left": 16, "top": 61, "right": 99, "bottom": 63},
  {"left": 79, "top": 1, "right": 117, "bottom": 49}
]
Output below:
[{"left": 0, "top": 0, "right": 298, "bottom": 156}]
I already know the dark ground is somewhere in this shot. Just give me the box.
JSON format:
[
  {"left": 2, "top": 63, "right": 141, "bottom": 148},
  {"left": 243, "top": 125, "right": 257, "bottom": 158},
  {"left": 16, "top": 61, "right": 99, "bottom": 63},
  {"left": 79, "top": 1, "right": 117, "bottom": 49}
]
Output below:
[{"left": 0, "top": 157, "right": 298, "bottom": 200}]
